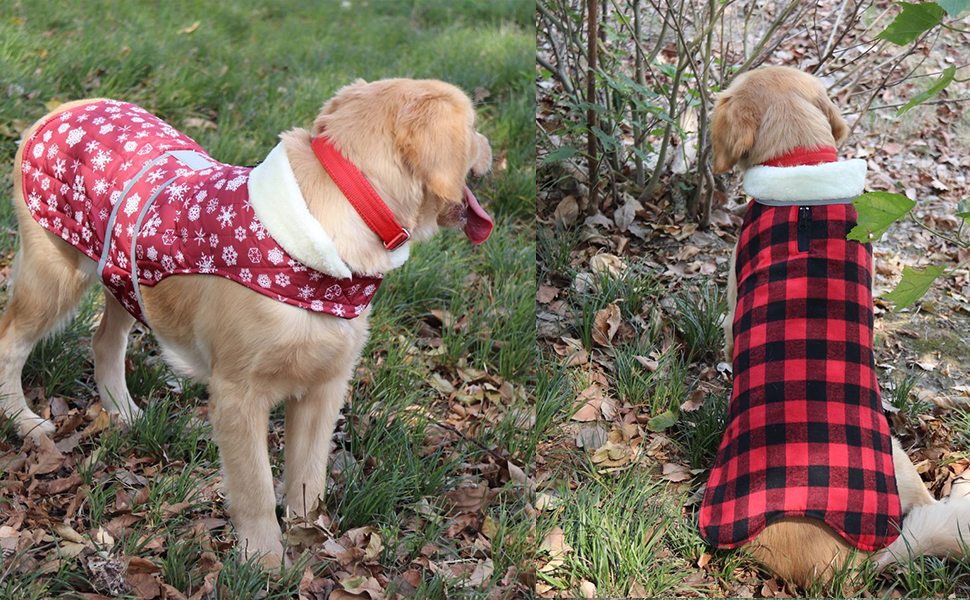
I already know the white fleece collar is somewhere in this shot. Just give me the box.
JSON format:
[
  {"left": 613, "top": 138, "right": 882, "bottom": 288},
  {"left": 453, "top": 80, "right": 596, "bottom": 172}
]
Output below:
[
  {"left": 248, "top": 143, "right": 352, "bottom": 279},
  {"left": 742, "top": 159, "right": 867, "bottom": 203}
]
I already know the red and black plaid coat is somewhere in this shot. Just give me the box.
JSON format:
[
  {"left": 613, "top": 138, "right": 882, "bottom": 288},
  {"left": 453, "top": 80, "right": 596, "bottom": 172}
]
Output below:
[{"left": 699, "top": 200, "right": 901, "bottom": 551}]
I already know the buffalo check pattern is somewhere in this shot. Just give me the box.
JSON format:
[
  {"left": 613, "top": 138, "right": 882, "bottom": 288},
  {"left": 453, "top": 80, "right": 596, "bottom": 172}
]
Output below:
[{"left": 699, "top": 201, "right": 901, "bottom": 552}]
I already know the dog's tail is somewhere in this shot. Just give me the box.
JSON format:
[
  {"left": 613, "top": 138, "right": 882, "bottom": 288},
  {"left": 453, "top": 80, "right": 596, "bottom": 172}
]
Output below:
[{"left": 873, "top": 493, "right": 970, "bottom": 569}]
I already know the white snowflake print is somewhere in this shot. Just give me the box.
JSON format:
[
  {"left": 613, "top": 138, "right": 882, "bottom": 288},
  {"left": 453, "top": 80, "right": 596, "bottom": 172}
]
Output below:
[
  {"left": 142, "top": 214, "right": 161, "bottom": 237},
  {"left": 216, "top": 206, "right": 236, "bottom": 228},
  {"left": 323, "top": 284, "right": 342, "bottom": 300},
  {"left": 347, "top": 284, "right": 360, "bottom": 296},
  {"left": 209, "top": 233, "right": 219, "bottom": 248},
  {"left": 162, "top": 255, "right": 176, "bottom": 272},
  {"left": 146, "top": 169, "right": 165, "bottom": 184},
  {"left": 99, "top": 207, "right": 109, "bottom": 221},
  {"left": 248, "top": 248, "right": 262, "bottom": 263},
  {"left": 206, "top": 198, "right": 218, "bottom": 214},
  {"left": 93, "top": 178, "right": 108, "bottom": 196},
  {"left": 117, "top": 252, "right": 128, "bottom": 268},
  {"left": 109, "top": 190, "right": 121, "bottom": 206},
  {"left": 119, "top": 160, "right": 133, "bottom": 171},
  {"left": 110, "top": 273, "right": 122, "bottom": 286},
  {"left": 297, "top": 285, "right": 314, "bottom": 300},
  {"left": 275, "top": 273, "right": 290, "bottom": 288},
  {"left": 99, "top": 124, "right": 115, "bottom": 135},
  {"left": 135, "top": 131, "right": 148, "bottom": 139},
  {"left": 40, "top": 178, "right": 50, "bottom": 191},
  {"left": 257, "top": 274, "right": 272, "bottom": 288},
  {"left": 71, "top": 233, "right": 79, "bottom": 246},
  {"left": 188, "top": 205, "right": 201, "bottom": 221},
  {"left": 72, "top": 175, "right": 85, "bottom": 194},
  {"left": 46, "top": 143, "right": 59, "bottom": 160},
  {"left": 249, "top": 218, "right": 266, "bottom": 240},
  {"left": 123, "top": 192, "right": 141, "bottom": 217},
  {"left": 38, "top": 217, "right": 48, "bottom": 228},
  {"left": 309, "top": 271, "right": 323, "bottom": 282},
  {"left": 92, "top": 117, "right": 105, "bottom": 125},
  {"left": 137, "top": 143, "right": 154, "bottom": 156},
  {"left": 222, "top": 245, "right": 238, "bottom": 266},
  {"left": 331, "top": 305, "right": 345, "bottom": 317},
  {"left": 166, "top": 182, "right": 188, "bottom": 202},
  {"left": 214, "top": 179, "right": 225, "bottom": 190},
  {"left": 162, "top": 230, "right": 177, "bottom": 245},
  {"left": 71, "top": 159, "right": 81, "bottom": 173},
  {"left": 363, "top": 284, "right": 376, "bottom": 297},
  {"left": 239, "top": 268, "right": 252, "bottom": 283},
  {"left": 31, "top": 142, "right": 44, "bottom": 159},
  {"left": 354, "top": 305, "right": 365, "bottom": 316},
  {"left": 147, "top": 247, "right": 158, "bottom": 261},
  {"left": 91, "top": 149, "right": 112, "bottom": 171},
  {"left": 81, "top": 227, "right": 92, "bottom": 242},
  {"left": 42, "top": 130, "right": 52, "bottom": 142},
  {"left": 76, "top": 113, "right": 89, "bottom": 122},
  {"left": 74, "top": 210, "right": 83, "bottom": 222},
  {"left": 30, "top": 170, "right": 41, "bottom": 182},
  {"left": 175, "top": 250, "right": 185, "bottom": 264},
  {"left": 66, "top": 128, "right": 85, "bottom": 147},
  {"left": 194, "top": 229, "right": 206, "bottom": 245},
  {"left": 57, "top": 123, "right": 70, "bottom": 134},
  {"left": 195, "top": 190, "right": 207, "bottom": 203},
  {"left": 287, "top": 259, "right": 307, "bottom": 273},
  {"left": 267, "top": 248, "right": 284, "bottom": 265},
  {"left": 60, "top": 183, "right": 69, "bottom": 195},
  {"left": 46, "top": 194, "right": 58, "bottom": 211},
  {"left": 84, "top": 140, "right": 99, "bottom": 154},
  {"left": 225, "top": 175, "right": 248, "bottom": 191},
  {"left": 27, "top": 193, "right": 41, "bottom": 211},
  {"left": 234, "top": 226, "right": 247, "bottom": 241},
  {"left": 310, "top": 300, "right": 324, "bottom": 312},
  {"left": 197, "top": 254, "right": 216, "bottom": 273},
  {"left": 124, "top": 141, "right": 138, "bottom": 152},
  {"left": 22, "top": 161, "right": 31, "bottom": 175}
]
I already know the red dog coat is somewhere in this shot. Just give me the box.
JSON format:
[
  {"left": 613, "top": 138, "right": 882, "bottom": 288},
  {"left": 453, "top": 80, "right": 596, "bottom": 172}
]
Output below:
[
  {"left": 699, "top": 153, "right": 901, "bottom": 552},
  {"left": 21, "top": 100, "right": 385, "bottom": 325}
]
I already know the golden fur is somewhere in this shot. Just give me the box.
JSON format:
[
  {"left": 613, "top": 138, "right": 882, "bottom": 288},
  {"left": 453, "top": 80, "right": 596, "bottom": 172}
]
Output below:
[
  {"left": 712, "top": 66, "right": 955, "bottom": 588},
  {"left": 4, "top": 79, "right": 492, "bottom": 564}
]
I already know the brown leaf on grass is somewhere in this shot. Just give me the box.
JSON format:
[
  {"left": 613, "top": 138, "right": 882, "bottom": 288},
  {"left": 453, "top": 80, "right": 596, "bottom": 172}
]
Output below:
[
  {"left": 444, "top": 483, "right": 486, "bottom": 514},
  {"left": 571, "top": 383, "right": 605, "bottom": 422},
  {"left": 680, "top": 389, "right": 706, "bottom": 412},
  {"left": 579, "top": 580, "right": 597, "bottom": 598},
  {"left": 42, "top": 472, "right": 82, "bottom": 495},
  {"left": 536, "top": 285, "right": 560, "bottom": 303},
  {"left": 554, "top": 195, "right": 579, "bottom": 226},
  {"left": 127, "top": 556, "right": 161, "bottom": 574},
  {"left": 538, "top": 527, "right": 572, "bottom": 573},
  {"left": 661, "top": 462, "right": 691, "bottom": 482},
  {"left": 126, "top": 573, "right": 160, "bottom": 599},
  {"left": 589, "top": 253, "right": 625, "bottom": 278},
  {"left": 82, "top": 409, "right": 112, "bottom": 439},
  {"left": 592, "top": 302, "right": 621, "bottom": 347},
  {"left": 27, "top": 434, "right": 64, "bottom": 476},
  {"left": 333, "top": 575, "right": 385, "bottom": 600}
]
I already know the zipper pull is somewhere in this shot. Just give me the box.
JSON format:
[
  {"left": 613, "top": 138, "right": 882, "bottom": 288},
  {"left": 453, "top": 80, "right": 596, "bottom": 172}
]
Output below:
[{"left": 797, "top": 206, "right": 811, "bottom": 252}]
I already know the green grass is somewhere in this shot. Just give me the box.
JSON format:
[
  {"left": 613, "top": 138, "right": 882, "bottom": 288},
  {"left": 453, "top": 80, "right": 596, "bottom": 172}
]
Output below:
[{"left": 0, "top": 1, "right": 532, "bottom": 597}]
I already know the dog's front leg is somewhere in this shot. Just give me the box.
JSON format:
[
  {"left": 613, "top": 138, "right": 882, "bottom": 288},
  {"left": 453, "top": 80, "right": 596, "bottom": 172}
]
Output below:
[
  {"left": 209, "top": 377, "right": 284, "bottom": 564},
  {"left": 283, "top": 378, "right": 349, "bottom": 518}
]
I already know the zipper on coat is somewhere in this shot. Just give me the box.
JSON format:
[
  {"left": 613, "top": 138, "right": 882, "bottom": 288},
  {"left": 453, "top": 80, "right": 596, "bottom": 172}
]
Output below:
[{"left": 797, "top": 206, "right": 811, "bottom": 252}]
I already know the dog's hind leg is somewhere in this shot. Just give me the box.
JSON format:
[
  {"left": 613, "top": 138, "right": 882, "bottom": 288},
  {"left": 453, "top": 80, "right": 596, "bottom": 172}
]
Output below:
[
  {"left": 0, "top": 237, "right": 95, "bottom": 440},
  {"left": 872, "top": 497, "right": 970, "bottom": 568},
  {"left": 93, "top": 291, "right": 140, "bottom": 424}
]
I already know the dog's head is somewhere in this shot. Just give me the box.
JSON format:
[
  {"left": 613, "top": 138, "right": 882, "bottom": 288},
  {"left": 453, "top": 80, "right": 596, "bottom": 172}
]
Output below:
[
  {"left": 711, "top": 66, "right": 849, "bottom": 173},
  {"left": 312, "top": 79, "right": 493, "bottom": 245}
]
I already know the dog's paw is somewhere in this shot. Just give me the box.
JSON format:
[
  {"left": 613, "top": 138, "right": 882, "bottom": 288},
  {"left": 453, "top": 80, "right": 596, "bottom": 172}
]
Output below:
[{"left": 18, "top": 412, "right": 55, "bottom": 440}]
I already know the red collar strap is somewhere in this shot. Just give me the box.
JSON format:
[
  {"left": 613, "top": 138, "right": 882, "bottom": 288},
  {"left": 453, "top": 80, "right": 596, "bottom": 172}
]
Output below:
[
  {"left": 760, "top": 145, "right": 838, "bottom": 168},
  {"left": 311, "top": 136, "right": 410, "bottom": 251}
]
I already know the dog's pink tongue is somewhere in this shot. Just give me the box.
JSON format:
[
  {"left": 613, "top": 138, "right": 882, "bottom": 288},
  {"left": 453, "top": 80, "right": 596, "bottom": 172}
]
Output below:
[{"left": 463, "top": 186, "right": 493, "bottom": 245}]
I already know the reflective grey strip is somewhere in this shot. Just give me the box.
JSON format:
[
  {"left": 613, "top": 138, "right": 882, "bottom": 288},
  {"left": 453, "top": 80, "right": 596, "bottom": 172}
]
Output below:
[
  {"left": 127, "top": 150, "right": 212, "bottom": 325},
  {"left": 96, "top": 154, "right": 170, "bottom": 285},
  {"left": 754, "top": 196, "right": 857, "bottom": 207},
  {"left": 130, "top": 174, "right": 180, "bottom": 324},
  {"left": 167, "top": 150, "right": 214, "bottom": 170}
]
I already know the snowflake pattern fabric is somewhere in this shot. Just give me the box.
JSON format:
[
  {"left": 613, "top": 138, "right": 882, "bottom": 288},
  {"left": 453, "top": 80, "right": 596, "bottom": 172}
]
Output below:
[
  {"left": 699, "top": 201, "right": 901, "bottom": 552},
  {"left": 21, "top": 100, "right": 381, "bottom": 325}
]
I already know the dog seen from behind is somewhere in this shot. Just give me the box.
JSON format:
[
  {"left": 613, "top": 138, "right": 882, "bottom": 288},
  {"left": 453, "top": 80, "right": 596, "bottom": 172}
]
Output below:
[{"left": 702, "top": 65, "right": 970, "bottom": 587}]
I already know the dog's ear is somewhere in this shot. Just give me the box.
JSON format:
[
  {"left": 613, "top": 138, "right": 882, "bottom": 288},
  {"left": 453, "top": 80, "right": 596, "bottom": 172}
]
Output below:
[
  {"left": 711, "top": 91, "right": 759, "bottom": 174},
  {"left": 394, "top": 93, "right": 469, "bottom": 202},
  {"left": 312, "top": 79, "right": 369, "bottom": 135},
  {"left": 814, "top": 91, "right": 849, "bottom": 144}
]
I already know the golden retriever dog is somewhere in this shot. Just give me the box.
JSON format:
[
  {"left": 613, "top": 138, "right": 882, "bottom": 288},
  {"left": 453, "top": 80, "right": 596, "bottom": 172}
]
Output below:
[
  {"left": 4, "top": 78, "right": 492, "bottom": 564},
  {"left": 706, "top": 66, "right": 970, "bottom": 587}
]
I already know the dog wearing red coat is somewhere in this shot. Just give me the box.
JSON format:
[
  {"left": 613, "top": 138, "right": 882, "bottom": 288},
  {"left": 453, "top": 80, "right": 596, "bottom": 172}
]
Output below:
[{"left": 705, "top": 65, "right": 970, "bottom": 587}]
